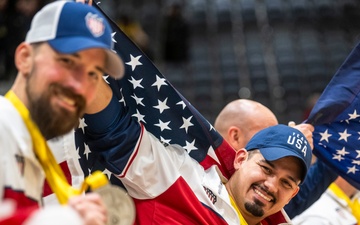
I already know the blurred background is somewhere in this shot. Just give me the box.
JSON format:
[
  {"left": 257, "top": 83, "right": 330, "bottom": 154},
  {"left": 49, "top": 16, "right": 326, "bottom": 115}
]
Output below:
[{"left": 1, "top": 0, "right": 360, "bottom": 124}]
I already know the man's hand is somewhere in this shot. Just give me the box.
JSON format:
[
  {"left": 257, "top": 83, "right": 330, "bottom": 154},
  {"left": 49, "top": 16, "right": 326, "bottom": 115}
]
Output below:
[
  {"left": 85, "top": 77, "right": 113, "bottom": 114},
  {"left": 76, "top": 0, "right": 93, "bottom": 5},
  {"left": 68, "top": 193, "right": 107, "bottom": 225},
  {"left": 288, "top": 121, "right": 314, "bottom": 150}
]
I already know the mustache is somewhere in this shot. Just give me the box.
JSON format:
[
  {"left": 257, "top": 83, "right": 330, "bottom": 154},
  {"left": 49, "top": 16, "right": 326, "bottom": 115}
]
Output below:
[
  {"left": 253, "top": 184, "right": 276, "bottom": 203},
  {"left": 52, "top": 84, "right": 86, "bottom": 113}
]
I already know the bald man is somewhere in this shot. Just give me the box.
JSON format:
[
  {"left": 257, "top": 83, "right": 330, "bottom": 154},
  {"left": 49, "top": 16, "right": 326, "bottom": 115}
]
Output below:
[
  {"left": 215, "top": 99, "right": 278, "bottom": 151},
  {"left": 214, "top": 99, "right": 339, "bottom": 218}
]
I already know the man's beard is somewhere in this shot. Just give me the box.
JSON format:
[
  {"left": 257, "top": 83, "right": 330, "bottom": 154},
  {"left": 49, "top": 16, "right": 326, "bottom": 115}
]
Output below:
[
  {"left": 25, "top": 70, "right": 86, "bottom": 140},
  {"left": 244, "top": 199, "right": 265, "bottom": 217}
]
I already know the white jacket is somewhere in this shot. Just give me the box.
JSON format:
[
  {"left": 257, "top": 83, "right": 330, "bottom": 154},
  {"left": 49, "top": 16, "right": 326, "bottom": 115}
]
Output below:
[
  {"left": 0, "top": 96, "right": 83, "bottom": 225},
  {"left": 292, "top": 189, "right": 357, "bottom": 225}
]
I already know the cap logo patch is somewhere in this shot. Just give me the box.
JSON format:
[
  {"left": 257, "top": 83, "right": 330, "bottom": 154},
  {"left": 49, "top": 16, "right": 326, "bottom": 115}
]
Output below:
[
  {"left": 85, "top": 12, "right": 105, "bottom": 37},
  {"left": 287, "top": 132, "right": 308, "bottom": 157}
]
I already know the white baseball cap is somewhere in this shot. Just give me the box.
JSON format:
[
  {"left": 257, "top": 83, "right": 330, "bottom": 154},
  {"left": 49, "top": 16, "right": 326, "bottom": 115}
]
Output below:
[{"left": 26, "top": 1, "right": 124, "bottom": 79}]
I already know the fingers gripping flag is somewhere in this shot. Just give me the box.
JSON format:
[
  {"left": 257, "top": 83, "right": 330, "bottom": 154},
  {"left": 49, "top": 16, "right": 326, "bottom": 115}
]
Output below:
[
  {"left": 75, "top": 2, "right": 236, "bottom": 185},
  {"left": 306, "top": 41, "right": 360, "bottom": 189}
]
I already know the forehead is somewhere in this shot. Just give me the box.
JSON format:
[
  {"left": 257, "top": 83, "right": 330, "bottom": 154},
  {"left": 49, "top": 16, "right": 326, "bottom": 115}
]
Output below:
[
  {"left": 54, "top": 46, "right": 106, "bottom": 64},
  {"left": 33, "top": 44, "right": 107, "bottom": 73}
]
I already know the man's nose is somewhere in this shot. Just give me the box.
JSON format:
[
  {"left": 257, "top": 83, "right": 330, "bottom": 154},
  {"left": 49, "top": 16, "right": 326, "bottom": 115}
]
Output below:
[
  {"left": 263, "top": 175, "right": 278, "bottom": 194},
  {"left": 67, "top": 69, "right": 90, "bottom": 96}
]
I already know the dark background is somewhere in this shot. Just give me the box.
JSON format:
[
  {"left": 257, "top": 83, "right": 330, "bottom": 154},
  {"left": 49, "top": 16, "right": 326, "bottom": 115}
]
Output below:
[{"left": 2, "top": 0, "right": 360, "bottom": 124}]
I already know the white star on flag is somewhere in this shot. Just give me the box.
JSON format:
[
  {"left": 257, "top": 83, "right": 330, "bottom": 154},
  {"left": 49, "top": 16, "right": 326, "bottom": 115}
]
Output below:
[
  {"left": 131, "top": 93, "right": 145, "bottom": 106},
  {"left": 332, "top": 154, "right": 345, "bottom": 162},
  {"left": 180, "top": 116, "right": 194, "bottom": 133},
  {"left": 154, "top": 119, "right": 171, "bottom": 131},
  {"left": 128, "top": 76, "right": 144, "bottom": 89},
  {"left": 132, "top": 109, "right": 146, "bottom": 123},
  {"left": 153, "top": 98, "right": 170, "bottom": 114},
  {"left": 125, "top": 54, "right": 142, "bottom": 71},
  {"left": 338, "top": 129, "right": 351, "bottom": 142},
  {"left": 208, "top": 122, "right": 215, "bottom": 131},
  {"left": 347, "top": 165, "right": 359, "bottom": 174},
  {"left": 336, "top": 147, "right": 350, "bottom": 156},
  {"left": 111, "top": 32, "right": 117, "bottom": 43},
  {"left": 102, "top": 75, "right": 110, "bottom": 84},
  {"left": 152, "top": 75, "right": 168, "bottom": 91},
  {"left": 319, "top": 129, "right": 332, "bottom": 142},
  {"left": 103, "top": 168, "right": 112, "bottom": 179},
  {"left": 348, "top": 110, "right": 360, "bottom": 120},
  {"left": 83, "top": 143, "right": 91, "bottom": 160},
  {"left": 160, "top": 136, "right": 171, "bottom": 145},
  {"left": 183, "top": 140, "right": 197, "bottom": 154},
  {"left": 119, "top": 88, "right": 126, "bottom": 106},
  {"left": 356, "top": 150, "right": 360, "bottom": 158},
  {"left": 78, "top": 118, "right": 87, "bottom": 133},
  {"left": 176, "top": 101, "right": 186, "bottom": 109},
  {"left": 72, "top": 146, "right": 81, "bottom": 160}
]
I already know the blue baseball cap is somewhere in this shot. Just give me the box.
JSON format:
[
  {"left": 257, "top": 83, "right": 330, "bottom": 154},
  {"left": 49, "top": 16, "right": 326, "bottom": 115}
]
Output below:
[
  {"left": 245, "top": 124, "right": 312, "bottom": 183},
  {"left": 25, "top": 1, "right": 124, "bottom": 79}
]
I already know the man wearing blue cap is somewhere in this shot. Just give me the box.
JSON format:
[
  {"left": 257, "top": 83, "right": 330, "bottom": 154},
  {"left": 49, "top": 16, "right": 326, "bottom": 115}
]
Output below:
[
  {"left": 81, "top": 75, "right": 313, "bottom": 224},
  {"left": 229, "top": 124, "right": 312, "bottom": 224},
  {"left": 0, "top": 1, "right": 124, "bottom": 225}
]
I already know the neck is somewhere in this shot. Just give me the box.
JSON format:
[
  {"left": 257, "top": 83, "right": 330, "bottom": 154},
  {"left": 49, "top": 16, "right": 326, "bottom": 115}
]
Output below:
[
  {"left": 226, "top": 184, "right": 263, "bottom": 225},
  {"left": 10, "top": 73, "right": 29, "bottom": 108},
  {"left": 242, "top": 213, "right": 262, "bottom": 225}
]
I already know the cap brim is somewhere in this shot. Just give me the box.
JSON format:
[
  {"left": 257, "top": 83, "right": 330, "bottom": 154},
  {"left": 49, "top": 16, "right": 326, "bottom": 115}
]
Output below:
[
  {"left": 48, "top": 37, "right": 124, "bottom": 79},
  {"left": 258, "top": 147, "right": 308, "bottom": 183}
]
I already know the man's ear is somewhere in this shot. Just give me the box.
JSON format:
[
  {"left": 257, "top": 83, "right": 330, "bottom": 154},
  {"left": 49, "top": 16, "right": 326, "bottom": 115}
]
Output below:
[
  {"left": 233, "top": 149, "right": 248, "bottom": 170},
  {"left": 286, "top": 186, "right": 300, "bottom": 204},
  {"left": 227, "top": 126, "right": 243, "bottom": 151},
  {"left": 15, "top": 43, "right": 33, "bottom": 76}
]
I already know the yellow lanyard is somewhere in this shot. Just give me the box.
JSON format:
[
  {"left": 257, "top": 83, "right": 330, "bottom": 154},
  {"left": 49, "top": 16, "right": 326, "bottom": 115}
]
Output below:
[
  {"left": 5, "top": 90, "right": 108, "bottom": 204},
  {"left": 229, "top": 195, "right": 249, "bottom": 225},
  {"left": 329, "top": 183, "right": 360, "bottom": 224}
]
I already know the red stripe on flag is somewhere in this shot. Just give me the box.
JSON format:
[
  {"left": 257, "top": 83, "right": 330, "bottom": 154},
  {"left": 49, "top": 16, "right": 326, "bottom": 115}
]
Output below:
[
  {"left": 199, "top": 140, "right": 235, "bottom": 180},
  {"left": 3, "top": 188, "right": 38, "bottom": 208},
  {"left": 42, "top": 161, "right": 72, "bottom": 197},
  {"left": 214, "top": 140, "right": 236, "bottom": 179},
  {"left": 2, "top": 188, "right": 39, "bottom": 225}
]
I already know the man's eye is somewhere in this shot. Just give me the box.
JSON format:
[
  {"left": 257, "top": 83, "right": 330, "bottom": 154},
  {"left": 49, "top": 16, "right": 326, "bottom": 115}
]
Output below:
[
  {"left": 59, "top": 57, "right": 74, "bottom": 66},
  {"left": 260, "top": 165, "right": 271, "bottom": 174},
  {"left": 281, "top": 180, "right": 293, "bottom": 189},
  {"left": 88, "top": 71, "right": 100, "bottom": 80}
]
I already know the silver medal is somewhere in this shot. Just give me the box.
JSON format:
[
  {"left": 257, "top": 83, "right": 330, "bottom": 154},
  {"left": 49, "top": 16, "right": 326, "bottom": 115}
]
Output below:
[{"left": 95, "top": 185, "right": 135, "bottom": 225}]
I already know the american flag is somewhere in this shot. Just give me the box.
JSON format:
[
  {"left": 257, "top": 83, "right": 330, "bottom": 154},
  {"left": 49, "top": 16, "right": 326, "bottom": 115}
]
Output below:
[
  {"left": 70, "top": 3, "right": 290, "bottom": 223},
  {"left": 306, "top": 41, "right": 360, "bottom": 190},
  {"left": 74, "top": 2, "right": 236, "bottom": 187}
]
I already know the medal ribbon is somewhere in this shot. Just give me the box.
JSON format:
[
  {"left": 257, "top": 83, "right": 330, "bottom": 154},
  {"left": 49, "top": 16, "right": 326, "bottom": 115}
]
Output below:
[
  {"left": 229, "top": 195, "right": 249, "bottom": 225},
  {"left": 5, "top": 90, "right": 108, "bottom": 204},
  {"left": 329, "top": 183, "right": 360, "bottom": 224}
]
